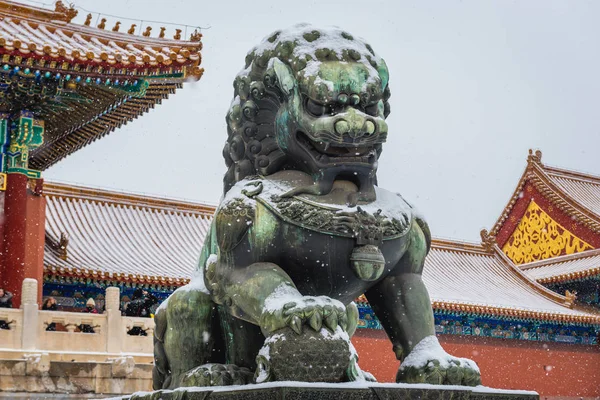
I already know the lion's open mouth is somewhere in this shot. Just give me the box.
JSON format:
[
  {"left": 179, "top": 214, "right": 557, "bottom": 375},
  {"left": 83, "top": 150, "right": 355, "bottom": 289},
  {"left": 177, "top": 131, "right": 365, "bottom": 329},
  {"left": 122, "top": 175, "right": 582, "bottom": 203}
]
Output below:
[{"left": 297, "top": 132, "right": 377, "bottom": 164}]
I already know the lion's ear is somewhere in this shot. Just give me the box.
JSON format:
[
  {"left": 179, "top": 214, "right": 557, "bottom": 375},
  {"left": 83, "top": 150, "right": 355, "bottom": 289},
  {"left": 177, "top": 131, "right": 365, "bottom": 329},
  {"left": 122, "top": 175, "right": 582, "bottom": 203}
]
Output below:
[{"left": 272, "top": 58, "right": 296, "bottom": 95}]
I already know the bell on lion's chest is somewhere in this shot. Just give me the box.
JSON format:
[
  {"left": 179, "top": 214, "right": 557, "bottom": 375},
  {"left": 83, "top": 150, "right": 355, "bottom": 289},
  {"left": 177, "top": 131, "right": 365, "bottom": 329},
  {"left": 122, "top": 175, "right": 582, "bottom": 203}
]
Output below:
[{"left": 349, "top": 244, "right": 386, "bottom": 281}]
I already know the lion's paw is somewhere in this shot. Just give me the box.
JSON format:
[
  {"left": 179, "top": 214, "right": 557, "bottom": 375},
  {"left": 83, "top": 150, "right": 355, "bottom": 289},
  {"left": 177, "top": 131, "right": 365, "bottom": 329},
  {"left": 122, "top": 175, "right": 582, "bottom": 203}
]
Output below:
[
  {"left": 180, "top": 364, "right": 254, "bottom": 387},
  {"left": 261, "top": 288, "right": 350, "bottom": 335},
  {"left": 396, "top": 336, "right": 481, "bottom": 386}
]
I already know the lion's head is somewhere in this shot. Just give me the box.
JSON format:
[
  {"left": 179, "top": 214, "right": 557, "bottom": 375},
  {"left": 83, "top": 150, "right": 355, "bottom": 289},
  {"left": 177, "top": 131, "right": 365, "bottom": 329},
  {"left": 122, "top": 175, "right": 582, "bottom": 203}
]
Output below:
[{"left": 224, "top": 24, "right": 390, "bottom": 201}]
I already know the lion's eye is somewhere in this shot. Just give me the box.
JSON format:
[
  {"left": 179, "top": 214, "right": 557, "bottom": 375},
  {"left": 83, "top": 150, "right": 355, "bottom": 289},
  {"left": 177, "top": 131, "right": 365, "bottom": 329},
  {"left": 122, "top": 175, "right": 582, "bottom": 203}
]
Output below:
[
  {"left": 306, "top": 99, "right": 327, "bottom": 117},
  {"left": 365, "top": 103, "right": 380, "bottom": 117}
]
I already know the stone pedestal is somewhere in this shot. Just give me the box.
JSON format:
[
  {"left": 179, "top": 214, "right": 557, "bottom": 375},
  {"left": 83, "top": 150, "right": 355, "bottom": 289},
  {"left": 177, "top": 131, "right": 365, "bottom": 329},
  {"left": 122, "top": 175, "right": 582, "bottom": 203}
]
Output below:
[{"left": 117, "top": 383, "right": 539, "bottom": 400}]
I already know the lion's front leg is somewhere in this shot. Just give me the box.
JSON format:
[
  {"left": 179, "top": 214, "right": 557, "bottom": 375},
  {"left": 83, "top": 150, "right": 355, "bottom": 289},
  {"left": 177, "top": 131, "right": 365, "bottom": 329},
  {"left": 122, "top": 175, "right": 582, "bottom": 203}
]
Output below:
[
  {"left": 206, "top": 258, "right": 352, "bottom": 337},
  {"left": 365, "top": 222, "right": 481, "bottom": 386}
]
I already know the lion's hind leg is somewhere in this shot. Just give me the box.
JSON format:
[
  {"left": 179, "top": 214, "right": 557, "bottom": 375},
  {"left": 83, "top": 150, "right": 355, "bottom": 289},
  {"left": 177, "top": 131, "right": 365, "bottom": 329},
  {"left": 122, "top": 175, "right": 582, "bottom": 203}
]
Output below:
[{"left": 153, "top": 287, "right": 225, "bottom": 389}]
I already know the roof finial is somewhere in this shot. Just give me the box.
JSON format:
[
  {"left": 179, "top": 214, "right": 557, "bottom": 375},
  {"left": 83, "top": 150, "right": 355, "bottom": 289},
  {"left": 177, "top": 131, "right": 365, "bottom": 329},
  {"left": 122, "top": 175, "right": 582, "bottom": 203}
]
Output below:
[
  {"left": 84, "top": 13, "right": 92, "bottom": 26},
  {"left": 159, "top": 27, "right": 166, "bottom": 38},
  {"left": 112, "top": 21, "right": 121, "bottom": 32},
  {"left": 480, "top": 229, "right": 497, "bottom": 251},
  {"left": 143, "top": 26, "right": 152, "bottom": 37},
  {"left": 58, "top": 232, "right": 69, "bottom": 261},
  {"left": 98, "top": 18, "right": 107, "bottom": 30},
  {"left": 174, "top": 29, "right": 182, "bottom": 40},
  {"left": 564, "top": 290, "right": 577, "bottom": 309},
  {"left": 128, "top": 24, "right": 137, "bottom": 34},
  {"left": 190, "top": 29, "right": 202, "bottom": 42},
  {"left": 528, "top": 148, "right": 542, "bottom": 164},
  {"left": 55, "top": 1, "right": 78, "bottom": 23}
]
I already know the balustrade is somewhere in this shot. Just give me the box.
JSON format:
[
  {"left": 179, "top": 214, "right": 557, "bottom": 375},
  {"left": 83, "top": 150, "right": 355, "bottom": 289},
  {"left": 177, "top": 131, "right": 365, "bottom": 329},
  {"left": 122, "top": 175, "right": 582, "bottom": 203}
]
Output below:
[{"left": 0, "top": 279, "right": 155, "bottom": 356}]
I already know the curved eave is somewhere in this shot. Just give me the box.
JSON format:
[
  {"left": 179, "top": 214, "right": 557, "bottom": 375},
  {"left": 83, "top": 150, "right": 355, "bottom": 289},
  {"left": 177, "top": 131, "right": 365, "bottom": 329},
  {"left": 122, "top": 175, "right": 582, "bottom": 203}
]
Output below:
[
  {"left": 29, "top": 82, "right": 183, "bottom": 170},
  {"left": 432, "top": 301, "right": 600, "bottom": 326},
  {"left": 522, "top": 248, "right": 600, "bottom": 285},
  {"left": 44, "top": 264, "right": 191, "bottom": 287},
  {"left": 0, "top": 13, "right": 203, "bottom": 76}
]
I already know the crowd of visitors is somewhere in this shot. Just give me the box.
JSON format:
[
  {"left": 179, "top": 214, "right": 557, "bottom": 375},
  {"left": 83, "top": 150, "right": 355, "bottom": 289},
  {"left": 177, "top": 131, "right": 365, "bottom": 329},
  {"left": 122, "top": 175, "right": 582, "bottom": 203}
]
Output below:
[{"left": 0, "top": 286, "right": 159, "bottom": 334}]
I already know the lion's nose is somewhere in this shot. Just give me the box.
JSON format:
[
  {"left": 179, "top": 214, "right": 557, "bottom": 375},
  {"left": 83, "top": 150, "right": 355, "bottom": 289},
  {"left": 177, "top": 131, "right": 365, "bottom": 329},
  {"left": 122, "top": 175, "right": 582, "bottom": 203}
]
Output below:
[{"left": 335, "top": 120, "right": 350, "bottom": 135}]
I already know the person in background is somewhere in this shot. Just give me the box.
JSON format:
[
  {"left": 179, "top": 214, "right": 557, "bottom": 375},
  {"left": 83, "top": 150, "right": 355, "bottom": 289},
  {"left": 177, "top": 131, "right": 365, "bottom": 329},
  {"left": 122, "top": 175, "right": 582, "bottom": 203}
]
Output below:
[
  {"left": 79, "top": 298, "right": 98, "bottom": 333},
  {"left": 84, "top": 298, "right": 98, "bottom": 314},
  {"left": 0, "top": 288, "right": 13, "bottom": 329},
  {"left": 0, "top": 288, "right": 12, "bottom": 329},
  {"left": 0, "top": 288, "right": 13, "bottom": 308},
  {"left": 125, "top": 288, "right": 158, "bottom": 336},
  {"left": 42, "top": 297, "right": 58, "bottom": 331}
]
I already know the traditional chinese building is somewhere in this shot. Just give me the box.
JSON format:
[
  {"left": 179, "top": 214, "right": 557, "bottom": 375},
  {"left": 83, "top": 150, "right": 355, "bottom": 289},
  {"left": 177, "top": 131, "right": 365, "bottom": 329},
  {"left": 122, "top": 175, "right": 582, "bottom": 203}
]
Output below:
[
  {"left": 34, "top": 150, "right": 600, "bottom": 399},
  {"left": 491, "top": 149, "right": 600, "bottom": 309},
  {"left": 0, "top": 0, "right": 204, "bottom": 307}
]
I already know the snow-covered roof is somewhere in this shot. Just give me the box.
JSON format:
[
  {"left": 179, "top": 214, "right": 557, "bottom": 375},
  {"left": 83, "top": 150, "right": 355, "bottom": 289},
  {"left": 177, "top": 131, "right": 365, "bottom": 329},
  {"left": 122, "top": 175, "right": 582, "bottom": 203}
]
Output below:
[
  {"left": 521, "top": 249, "right": 600, "bottom": 284},
  {"left": 42, "top": 181, "right": 600, "bottom": 325},
  {"left": 43, "top": 181, "right": 214, "bottom": 285},
  {"left": 543, "top": 166, "right": 600, "bottom": 219},
  {"left": 425, "top": 240, "right": 598, "bottom": 324}
]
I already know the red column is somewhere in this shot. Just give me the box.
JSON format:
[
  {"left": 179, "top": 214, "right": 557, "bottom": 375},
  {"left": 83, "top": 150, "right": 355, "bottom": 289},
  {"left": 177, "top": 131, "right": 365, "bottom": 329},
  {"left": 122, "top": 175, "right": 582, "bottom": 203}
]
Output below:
[{"left": 0, "top": 173, "right": 45, "bottom": 308}]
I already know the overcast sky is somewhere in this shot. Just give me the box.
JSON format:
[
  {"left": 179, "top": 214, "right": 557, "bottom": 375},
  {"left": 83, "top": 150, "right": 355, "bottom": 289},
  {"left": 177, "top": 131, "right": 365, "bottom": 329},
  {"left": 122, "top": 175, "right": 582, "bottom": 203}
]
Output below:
[{"left": 38, "top": 0, "right": 600, "bottom": 242}]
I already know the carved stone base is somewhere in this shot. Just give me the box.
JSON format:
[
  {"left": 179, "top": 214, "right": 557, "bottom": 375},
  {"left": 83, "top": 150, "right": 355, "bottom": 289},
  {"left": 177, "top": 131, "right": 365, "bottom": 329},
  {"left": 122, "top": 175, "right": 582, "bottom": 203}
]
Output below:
[{"left": 116, "top": 383, "right": 539, "bottom": 400}]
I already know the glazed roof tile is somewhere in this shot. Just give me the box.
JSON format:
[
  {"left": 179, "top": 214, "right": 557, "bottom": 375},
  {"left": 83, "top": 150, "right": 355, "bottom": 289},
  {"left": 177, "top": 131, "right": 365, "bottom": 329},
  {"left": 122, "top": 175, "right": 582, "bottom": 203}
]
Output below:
[
  {"left": 0, "top": 1, "right": 203, "bottom": 73},
  {"left": 521, "top": 249, "right": 600, "bottom": 284},
  {"left": 543, "top": 166, "right": 600, "bottom": 218},
  {"left": 43, "top": 182, "right": 214, "bottom": 284},
  {"left": 424, "top": 240, "right": 596, "bottom": 323},
  {"left": 42, "top": 182, "right": 599, "bottom": 325}
]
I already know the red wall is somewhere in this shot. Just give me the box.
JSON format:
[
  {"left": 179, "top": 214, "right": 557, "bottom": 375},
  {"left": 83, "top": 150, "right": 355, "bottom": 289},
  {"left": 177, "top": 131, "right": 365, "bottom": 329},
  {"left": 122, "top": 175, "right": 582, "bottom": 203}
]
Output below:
[{"left": 352, "top": 329, "right": 600, "bottom": 400}]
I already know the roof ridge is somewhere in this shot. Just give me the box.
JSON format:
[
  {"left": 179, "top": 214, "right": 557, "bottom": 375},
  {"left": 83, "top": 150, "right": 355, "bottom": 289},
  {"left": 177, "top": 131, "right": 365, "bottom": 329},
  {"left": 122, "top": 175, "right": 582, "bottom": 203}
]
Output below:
[
  {"left": 530, "top": 161, "right": 600, "bottom": 225},
  {"left": 493, "top": 245, "right": 576, "bottom": 308},
  {"left": 0, "top": 1, "right": 203, "bottom": 46},
  {"left": 44, "top": 181, "right": 217, "bottom": 216},
  {"left": 520, "top": 248, "right": 600, "bottom": 270},
  {"left": 431, "top": 237, "right": 490, "bottom": 255},
  {"left": 542, "top": 164, "right": 600, "bottom": 185}
]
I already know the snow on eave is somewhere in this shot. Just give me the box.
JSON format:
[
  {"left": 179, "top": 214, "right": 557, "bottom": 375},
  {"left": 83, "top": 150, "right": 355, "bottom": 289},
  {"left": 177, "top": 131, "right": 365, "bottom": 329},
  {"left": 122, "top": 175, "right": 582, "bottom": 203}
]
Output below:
[{"left": 492, "top": 244, "right": 574, "bottom": 307}]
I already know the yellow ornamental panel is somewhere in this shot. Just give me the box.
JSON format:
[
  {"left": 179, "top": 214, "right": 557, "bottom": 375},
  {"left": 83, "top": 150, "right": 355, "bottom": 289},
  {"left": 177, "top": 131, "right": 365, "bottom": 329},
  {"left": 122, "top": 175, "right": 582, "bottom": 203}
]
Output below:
[{"left": 502, "top": 200, "right": 593, "bottom": 264}]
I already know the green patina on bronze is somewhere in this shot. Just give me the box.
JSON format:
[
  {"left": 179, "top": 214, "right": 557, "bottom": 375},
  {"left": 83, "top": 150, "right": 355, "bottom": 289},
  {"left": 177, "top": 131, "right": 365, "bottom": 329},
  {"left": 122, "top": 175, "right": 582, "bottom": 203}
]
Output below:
[{"left": 152, "top": 24, "right": 481, "bottom": 390}]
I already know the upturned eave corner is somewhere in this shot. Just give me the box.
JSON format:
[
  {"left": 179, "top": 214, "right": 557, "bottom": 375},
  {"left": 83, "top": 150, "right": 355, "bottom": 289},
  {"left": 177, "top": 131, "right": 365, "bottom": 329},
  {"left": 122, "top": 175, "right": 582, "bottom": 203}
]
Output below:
[{"left": 491, "top": 242, "right": 581, "bottom": 311}]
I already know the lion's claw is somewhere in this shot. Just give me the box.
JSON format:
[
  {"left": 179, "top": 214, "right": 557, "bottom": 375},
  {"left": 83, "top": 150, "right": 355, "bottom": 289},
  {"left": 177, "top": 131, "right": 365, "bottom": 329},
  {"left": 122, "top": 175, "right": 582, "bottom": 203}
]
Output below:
[
  {"left": 261, "top": 295, "right": 350, "bottom": 336},
  {"left": 397, "top": 336, "right": 481, "bottom": 387},
  {"left": 290, "top": 315, "right": 302, "bottom": 334},
  {"left": 309, "top": 311, "right": 322, "bottom": 331}
]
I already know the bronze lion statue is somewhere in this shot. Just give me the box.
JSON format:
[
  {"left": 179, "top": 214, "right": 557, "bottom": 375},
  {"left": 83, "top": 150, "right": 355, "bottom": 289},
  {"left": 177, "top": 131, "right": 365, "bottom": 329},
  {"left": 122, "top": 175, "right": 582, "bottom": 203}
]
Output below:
[{"left": 152, "top": 23, "right": 481, "bottom": 389}]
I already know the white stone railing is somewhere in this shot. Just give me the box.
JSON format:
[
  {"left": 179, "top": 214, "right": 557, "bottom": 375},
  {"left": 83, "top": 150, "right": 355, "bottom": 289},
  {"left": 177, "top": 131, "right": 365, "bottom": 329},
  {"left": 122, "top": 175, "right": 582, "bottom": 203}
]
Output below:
[
  {"left": 0, "top": 307, "right": 23, "bottom": 349},
  {"left": 0, "top": 279, "right": 154, "bottom": 356}
]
